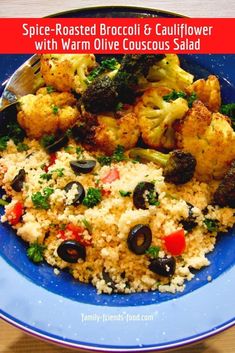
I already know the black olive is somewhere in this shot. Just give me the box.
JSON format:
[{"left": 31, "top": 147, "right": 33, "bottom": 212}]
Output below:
[
  {"left": 133, "top": 182, "right": 158, "bottom": 209},
  {"left": 57, "top": 240, "right": 86, "bottom": 263},
  {"left": 70, "top": 160, "right": 96, "bottom": 174},
  {"left": 102, "top": 270, "right": 116, "bottom": 290},
  {"left": 148, "top": 256, "right": 176, "bottom": 277},
  {"left": 181, "top": 202, "right": 197, "bottom": 231},
  {"left": 64, "top": 181, "right": 85, "bottom": 205},
  {"left": 127, "top": 224, "right": 152, "bottom": 255},
  {"left": 46, "top": 134, "right": 69, "bottom": 153},
  {"left": 11, "top": 169, "right": 26, "bottom": 192}
]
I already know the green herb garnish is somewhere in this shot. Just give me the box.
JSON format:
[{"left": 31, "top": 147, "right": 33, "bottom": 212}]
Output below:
[
  {"left": 0, "top": 136, "right": 9, "bottom": 151},
  {"left": 147, "top": 189, "right": 160, "bottom": 206},
  {"left": 87, "top": 58, "right": 119, "bottom": 82},
  {"left": 220, "top": 103, "right": 235, "bottom": 130},
  {"left": 46, "top": 86, "right": 55, "bottom": 93},
  {"left": 40, "top": 134, "right": 55, "bottom": 148},
  {"left": 119, "top": 190, "right": 132, "bottom": 197},
  {"left": 97, "top": 155, "right": 112, "bottom": 166},
  {"left": 17, "top": 142, "right": 29, "bottom": 152},
  {"left": 31, "top": 187, "right": 54, "bottom": 210},
  {"left": 146, "top": 246, "right": 160, "bottom": 259},
  {"left": 163, "top": 90, "right": 197, "bottom": 108},
  {"left": 204, "top": 218, "right": 218, "bottom": 232},
  {"left": 27, "top": 242, "right": 46, "bottom": 263},
  {"left": 52, "top": 105, "right": 59, "bottom": 114},
  {"left": 82, "top": 218, "right": 93, "bottom": 233},
  {"left": 40, "top": 173, "right": 52, "bottom": 181},
  {"left": 82, "top": 187, "right": 102, "bottom": 208}
]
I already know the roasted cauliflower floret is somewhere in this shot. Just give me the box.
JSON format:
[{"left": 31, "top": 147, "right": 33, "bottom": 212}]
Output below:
[
  {"left": 146, "top": 54, "right": 194, "bottom": 91},
  {"left": 175, "top": 100, "right": 235, "bottom": 181},
  {"left": 17, "top": 90, "right": 79, "bottom": 139},
  {"left": 40, "top": 54, "right": 96, "bottom": 93},
  {"left": 186, "top": 75, "right": 221, "bottom": 112},
  {"left": 94, "top": 112, "right": 140, "bottom": 154},
  {"left": 134, "top": 87, "right": 189, "bottom": 149}
]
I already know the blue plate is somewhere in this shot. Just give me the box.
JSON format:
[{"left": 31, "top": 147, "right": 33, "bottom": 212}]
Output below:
[{"left": 0, "top": 7, "right": 235, "bottom": 351}]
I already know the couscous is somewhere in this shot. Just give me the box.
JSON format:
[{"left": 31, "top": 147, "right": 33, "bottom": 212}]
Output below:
[{"left": 0, "top": 54, "right": 234, "bottom": 294}]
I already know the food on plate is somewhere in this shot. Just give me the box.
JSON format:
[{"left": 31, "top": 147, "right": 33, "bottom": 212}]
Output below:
[
  {"left": 0, "top": 53, "right": 234, "bottom": 294},
  {"left": 175, "top": 100, "right": 235, "bottom": 181},
  {"left": 17, "top": 88, "right": 79, "bottom": 138},
  {"left": 40, "top": 54, "right": 96, "bottom": 93}
]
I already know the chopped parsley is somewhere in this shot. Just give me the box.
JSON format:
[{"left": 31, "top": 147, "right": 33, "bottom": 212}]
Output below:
[
  {"left": 82, "top": 187, "right": 102, "bottom": 208},
  {"left": 46, "top": 86, "right": 55, "bottom": 93},
  {"left": 27, "top": 242, "right": 46, "bottom": 263},
  {"left": 115, "top": 102, "right": 123, "bottom": 111},
  {"left": 97, "top": 155, "right": 112, "bottom": 166},
  {"left": 163, "top": 90, "right": 197, "bottom": 108},
  {"left": 31, "top": 187, "right": 54, "bottom": 210},
  {"left": 112, "top": 145, "right": 126, "bottom": 162},
  {"left": 204, "top": 218, "right": 218, "bottom": 232},
  {"left": 0, "top": 121, "right": 25, "bottom": 151},
  {"left": 97, "top": 145, "right": 126, "bottom": 166},
  {"left": 40, "top": 173, "right": 52, "bottom": 181},
  {"left": 52, "top": 168, "right": 64, "bottom": 177},
  {"left": 86, "top": 58, "right": 119, "bottom": 82},
  {"left": 145, "top": 246, "right": 160, "bottom": 259},
  {"left": 220, "top": 103, "right": 235, "bottom": 130},
  {"left": 119, "top": 190, "right": 132, "bottom": 197},
  {"left": 147, "top": 189, "right": 160, "bottom": 206},
  {"left": 40, "top": 134, "right": 55, "bottom": 148},
  {"left": 64, "top": 145, "right": 74, "bottom": 152},
  {"left": 76, "top": 146, "right": 84, "bottom": 159},
  {"left": 17, "top": 142, "right": 29, "bottom": 152},
  {"left": 52, "top": 105, "right": 59, "bottom": 114},
  {"left": 82, "top": 218, "right": 93, "bottom": 233},
  {"left": 0, "top": 136, "right": 9, "bottom": 151}
]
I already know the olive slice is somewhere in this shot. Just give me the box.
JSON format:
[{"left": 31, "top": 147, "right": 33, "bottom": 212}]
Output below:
[
  {"left": 57, "top": 240, "right": 86, "bottom": 263},
  {"left": 11, "top": 169, "right": 26, "bottom": 192},
  {"left": 133, "top": 182, "right": 158, "bottom": 209},
  {"left": 127, "top": 224, "right": 152, "bottom": 255},
  {"left": 148, "top": 256, "right": 176, "bottom": 277},
  {"left": 70, "top": 160, "right": 96, "bottom": 174},
  {"left": 181, "top": 202, "right": 197, "bottom": 231},
  {"left": 64, "top": 181, "right": 85, "bottom": 205},
  {"left": 46, "top": 134, "right": 69, "bottom": 153}
]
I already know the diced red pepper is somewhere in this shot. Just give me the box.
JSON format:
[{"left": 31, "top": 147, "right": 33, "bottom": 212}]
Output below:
[
  {"left": 44, "top": 153, "right": 57, "bottom": 172},
  {"left": 58, "top": 223, "right": 92, "bottom": 246},
  {"left": 164, "top": 229, "right": 186, "bottom": 256},
  {"left": 101, "top": 188, "right": 111, "bottom": 197},
  {"left": 101, "top": 168, "right": 120, "bottom": 184},
  {"left": 6, "top": 201, "right": 24, "bottom": 226}
]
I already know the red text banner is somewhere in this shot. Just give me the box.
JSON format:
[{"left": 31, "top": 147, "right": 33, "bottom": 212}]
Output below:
[{"left": 0, "top": 18, "right": 234, "bottom": 54}]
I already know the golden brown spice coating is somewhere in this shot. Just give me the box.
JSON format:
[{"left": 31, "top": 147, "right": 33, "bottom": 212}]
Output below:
[
  {"left": 134, "top": 86, "right": 189, "bottom": 150},
  {"left": 175, "top": 100, "right": 235, "bottom": 181},
  {"left": 40, "top": 54, "right": 96, "bottom": 94},
  {"left": 94, "top": 112, "right": 140, "bottom": 155},
  {"left": 17, "top": 89, "right": 79, "bottom": 139},
  {"left": 186, "top": 75, "right": 221, "bottom": 112}
]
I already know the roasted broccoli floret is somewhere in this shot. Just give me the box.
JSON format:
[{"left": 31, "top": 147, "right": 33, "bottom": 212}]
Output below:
[
  {"left": 119, "top": 54, "right": 165, "bottom": 76},
  {"left": 129, "top": 148, "right": 196, "bottom": 184},
  {"left": 113, "top": 55, "right": 165, "bottom": 104},
  {"left": 82, "top": 76, "right": 118, "bottom": 114},
  {"left": 213, "top": 160, "right": 235, "bottom": 207}
]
